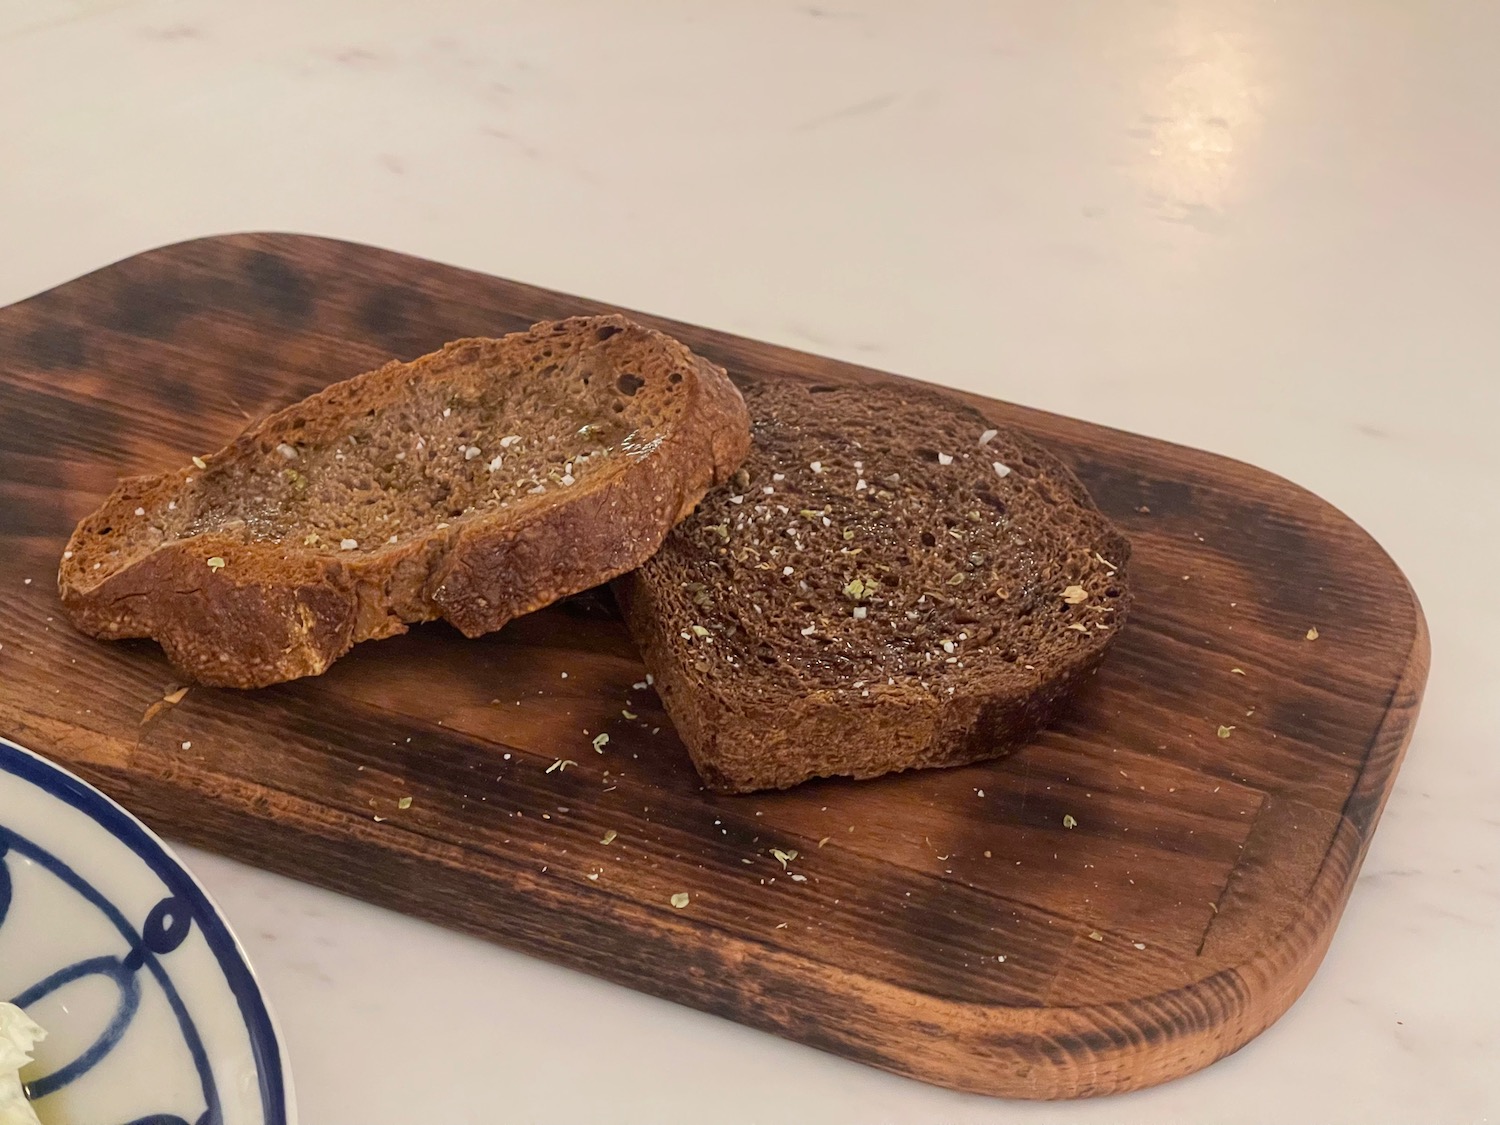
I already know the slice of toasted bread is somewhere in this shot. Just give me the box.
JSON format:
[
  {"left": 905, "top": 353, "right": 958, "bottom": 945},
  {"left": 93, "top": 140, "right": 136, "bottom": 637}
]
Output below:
[
  {"left": 60, "top": 315, "right": 749, "bottom": 688},
  {"left": 613, "top": 377, "right": 1131, "bottom": 792}
]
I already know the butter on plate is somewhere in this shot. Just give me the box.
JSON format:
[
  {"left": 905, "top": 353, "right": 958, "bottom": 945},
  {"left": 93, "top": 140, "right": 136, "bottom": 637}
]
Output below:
[{"left": 0, "top": 1003, "right": 45, "bottom": 1125}]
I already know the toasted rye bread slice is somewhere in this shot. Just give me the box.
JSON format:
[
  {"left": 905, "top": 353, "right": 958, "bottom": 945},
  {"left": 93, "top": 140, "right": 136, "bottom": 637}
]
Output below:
[
  {"left": 613, "top": 377, "right": 1131, "bottom": 793},
  {"left": 60, "top": 315, "right": 750, "bottom": 688}
]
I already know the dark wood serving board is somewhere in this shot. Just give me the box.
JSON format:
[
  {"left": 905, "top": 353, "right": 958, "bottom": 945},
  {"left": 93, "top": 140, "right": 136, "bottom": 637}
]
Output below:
[{"left": 0, "top": 235, "right": 1428, "bottom": 1099}]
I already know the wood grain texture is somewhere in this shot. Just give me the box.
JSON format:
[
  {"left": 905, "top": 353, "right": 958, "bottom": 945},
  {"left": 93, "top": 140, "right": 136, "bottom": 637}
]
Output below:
[{"left": 0, "top": 234, "right": 1428, "bottom": 1099}]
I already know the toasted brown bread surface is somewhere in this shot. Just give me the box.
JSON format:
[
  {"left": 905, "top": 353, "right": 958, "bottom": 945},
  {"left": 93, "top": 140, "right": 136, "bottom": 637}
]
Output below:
[
  {"left": 614, "top": 378, "right": 1131, "bottom": 792},
  {"left": 60, "top": 316, "right": 750, "bottom": 687}
]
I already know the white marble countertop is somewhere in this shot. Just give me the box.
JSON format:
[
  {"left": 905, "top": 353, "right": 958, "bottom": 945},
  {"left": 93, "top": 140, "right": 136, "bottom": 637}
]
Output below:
[{"left": 3, "top": 1, "right": 1497, "bottom": 1121}]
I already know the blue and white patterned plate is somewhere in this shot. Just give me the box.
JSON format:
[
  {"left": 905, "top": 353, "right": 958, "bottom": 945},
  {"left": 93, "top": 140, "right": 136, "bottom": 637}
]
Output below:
[{"left": 0, "top": 736, "right": 294, "bottom": 1125}]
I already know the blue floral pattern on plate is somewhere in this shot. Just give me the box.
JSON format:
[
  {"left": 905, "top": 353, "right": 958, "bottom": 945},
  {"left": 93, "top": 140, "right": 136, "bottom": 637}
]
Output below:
[{"left": 0, "top": 736, "right": 293, "bottom": 1125}]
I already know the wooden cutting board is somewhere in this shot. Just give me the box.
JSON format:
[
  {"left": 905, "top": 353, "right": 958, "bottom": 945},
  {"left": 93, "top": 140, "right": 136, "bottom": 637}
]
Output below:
[{"left": 0, "top": 234, "right": 1428, "bottom": 1099}]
